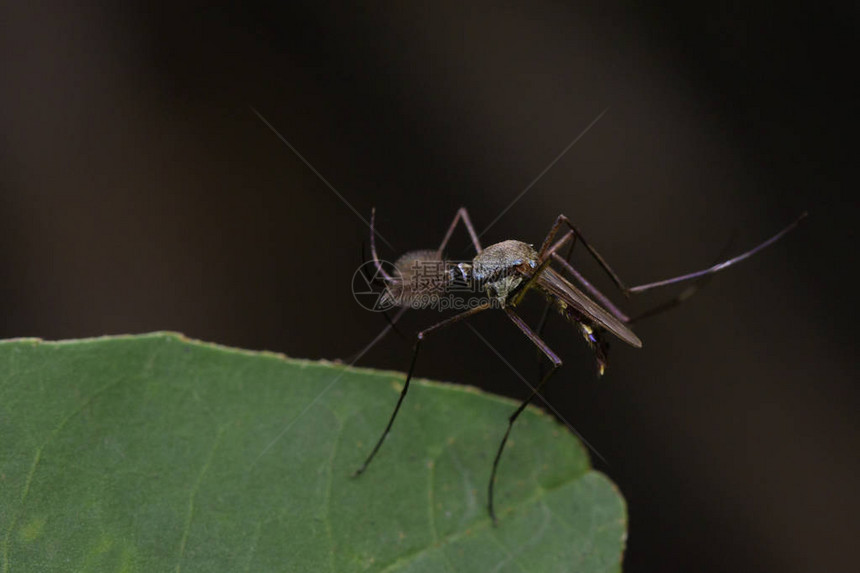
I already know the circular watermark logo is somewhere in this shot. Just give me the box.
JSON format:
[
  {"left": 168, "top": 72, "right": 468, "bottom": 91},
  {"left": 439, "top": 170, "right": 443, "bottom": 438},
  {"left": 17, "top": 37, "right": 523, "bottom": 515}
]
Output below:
[{"left": 351, "top": 259, "right": 399, "bottom": 312}]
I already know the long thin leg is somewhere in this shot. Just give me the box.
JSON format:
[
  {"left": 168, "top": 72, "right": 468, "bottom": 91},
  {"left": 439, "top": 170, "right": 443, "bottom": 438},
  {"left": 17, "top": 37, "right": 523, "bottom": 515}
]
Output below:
[
  {"left": 627, "top": 212, "right": 807, "bottom": 293},
  {"left": 365, "top": 207, "right": 483, "bottom": 357},
  {"left": 352, "top": 302, "right": 492, "bottom": 477},
  {"left": 380, "top": 309, "right": 409, "bottom": 341},
  {"left": 624, "top": 232, "right": 738, "bottom": 324},
  {"left": 511, "top": 227, "right": 631, "bottom": 329},
  {"left": 535, "top": 237, "right": 576, "bottom": 380},
  {"left": 436, "top": 207, "right": 483, "bottom": 255},
  {"left": 537, "top": 214, "right": 632, "bottom": 294},
  {"left": 369, "top": 208, "right": 394, "bottom": 282},
  {"left": 359, "top": 240, "right": 410, "bottom": 343},
  {"left": 548, "top": 242, "right": 707, "bottom": 325},
  {"left": 626, "top": 283, "right": 702, "bottom": 323},
  {"left": 343, "top": 307, "right": 410, "bottom": 364},
  {"left": 540, "top": 212, "right": 806, "bottom": 321},
  {"left": 544, "top": 231, "right": 630, "bottom": 322},
  {"left": 488, "top": 308, "right": 563, "bottom": 524}
]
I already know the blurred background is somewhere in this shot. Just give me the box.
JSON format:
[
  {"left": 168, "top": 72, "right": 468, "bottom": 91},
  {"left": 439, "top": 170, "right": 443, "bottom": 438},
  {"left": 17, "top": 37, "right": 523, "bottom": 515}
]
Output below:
[{"left": 1, "top": 2, "right": 855, "bottom": 571}]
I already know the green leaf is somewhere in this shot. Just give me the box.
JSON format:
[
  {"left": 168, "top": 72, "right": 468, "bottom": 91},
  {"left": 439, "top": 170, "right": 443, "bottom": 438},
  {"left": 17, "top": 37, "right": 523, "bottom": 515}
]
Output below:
[{"left": 0, "top": 333, "right": 626, "bottom": 572}]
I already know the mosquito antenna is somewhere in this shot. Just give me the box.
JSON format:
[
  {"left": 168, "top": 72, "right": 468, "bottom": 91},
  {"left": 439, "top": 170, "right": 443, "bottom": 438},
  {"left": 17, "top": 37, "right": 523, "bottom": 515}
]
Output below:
[{"left": 628, "top": 212, "right": 807, "bottom": 294}]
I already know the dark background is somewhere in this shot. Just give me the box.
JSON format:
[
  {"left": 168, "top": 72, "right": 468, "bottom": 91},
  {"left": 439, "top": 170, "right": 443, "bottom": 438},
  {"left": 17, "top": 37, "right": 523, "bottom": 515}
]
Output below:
[{"left": 1, "top": 2, "right": 855, "bottom": 571}]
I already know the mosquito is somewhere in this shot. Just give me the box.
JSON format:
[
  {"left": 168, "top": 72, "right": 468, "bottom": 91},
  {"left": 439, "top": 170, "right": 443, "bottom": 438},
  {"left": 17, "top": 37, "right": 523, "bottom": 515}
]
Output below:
[{"left": 353, "top": 207, "right": 806, "bottom": 524}]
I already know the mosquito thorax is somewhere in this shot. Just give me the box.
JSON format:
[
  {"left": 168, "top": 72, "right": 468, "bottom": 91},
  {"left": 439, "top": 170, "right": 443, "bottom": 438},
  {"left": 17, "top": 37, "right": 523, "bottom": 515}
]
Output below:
[
  {"left": 465, "top": 240, "right": 539, "bottom": 307},
  {"left": 470, "top": 240, "right": 539, "bottom": 277}
]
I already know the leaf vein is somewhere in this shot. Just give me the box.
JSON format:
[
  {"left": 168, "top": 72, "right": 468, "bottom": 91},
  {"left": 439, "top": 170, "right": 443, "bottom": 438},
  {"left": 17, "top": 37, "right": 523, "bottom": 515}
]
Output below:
[
  {"left": 489, "top": 502, "right": 553, "bottom": 573},
  {"left": 1, "top": 372, "right": 131, "bottom": 573},
  {"left": 175, "top": 425, "right": 225, "bottom": 573},
  {"left": 375, "top": 470, "right": 595, "bottom": 573},
  {"left": 323, "top": 411, "right": 345, "bottom": 573}
]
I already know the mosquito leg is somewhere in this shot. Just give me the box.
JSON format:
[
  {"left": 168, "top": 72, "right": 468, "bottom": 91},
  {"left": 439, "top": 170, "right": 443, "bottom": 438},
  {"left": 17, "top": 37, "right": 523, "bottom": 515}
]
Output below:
[
  {"left": 487, "top": 308, "right": 563, "bottom": 525},
  {"left": 535, "top": 236, "right": 576, "bottom": 336},
  {"left": 358, "top": 240, "right": 411, "bottom": 343},
  {"left": 509, "top": 229, "right": 631, "bottom": 327},
  {"left": 343, "top": 306, "right": 410, "bottom": 364},
  {"left": 538, "top": 214, "right": 632, "bottom": 296},
  {"left": 369, "top": 208, "right": 394, "bottom": 282},
  {"left": 539, "top": 212, "right": 806, "bottom": 320},
  {"left": 545, "top": 236, "right": 630, "bottom": 323},
  {"left": 627, "top": 212, "right": 807, "bottom": 293},
  {"left": 626, "top": 283, "right": 702, "bottom": 323},
  {"left": 380, "top": 308, "right": 409, "bottom": 342},
  {"left": 436, "top": 207, "right": 483, "bottom": 255},
  {"left": 624, "top": 232, "right": 739, "bottom": 324},
  {"left": 360, "top": 241, "right": 375, "bottom": 283},
  {"left": 551, "top": 259, "right": 629, "bottom": 321},
  {"left": 352, "top": 302, "right": 492, "bottom": 477},
  {"left": 535, "top": 237, "right": 576, "bottom": 380},
  {"left": 361, "top": 213, "right": 415, "bottom": 354}
]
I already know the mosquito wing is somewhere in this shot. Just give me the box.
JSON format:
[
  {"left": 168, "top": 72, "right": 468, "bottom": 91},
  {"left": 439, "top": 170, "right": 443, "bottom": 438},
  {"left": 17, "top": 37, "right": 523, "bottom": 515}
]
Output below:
[{"left": 537, "top": 267, "right": 643, "bottom": 348}]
